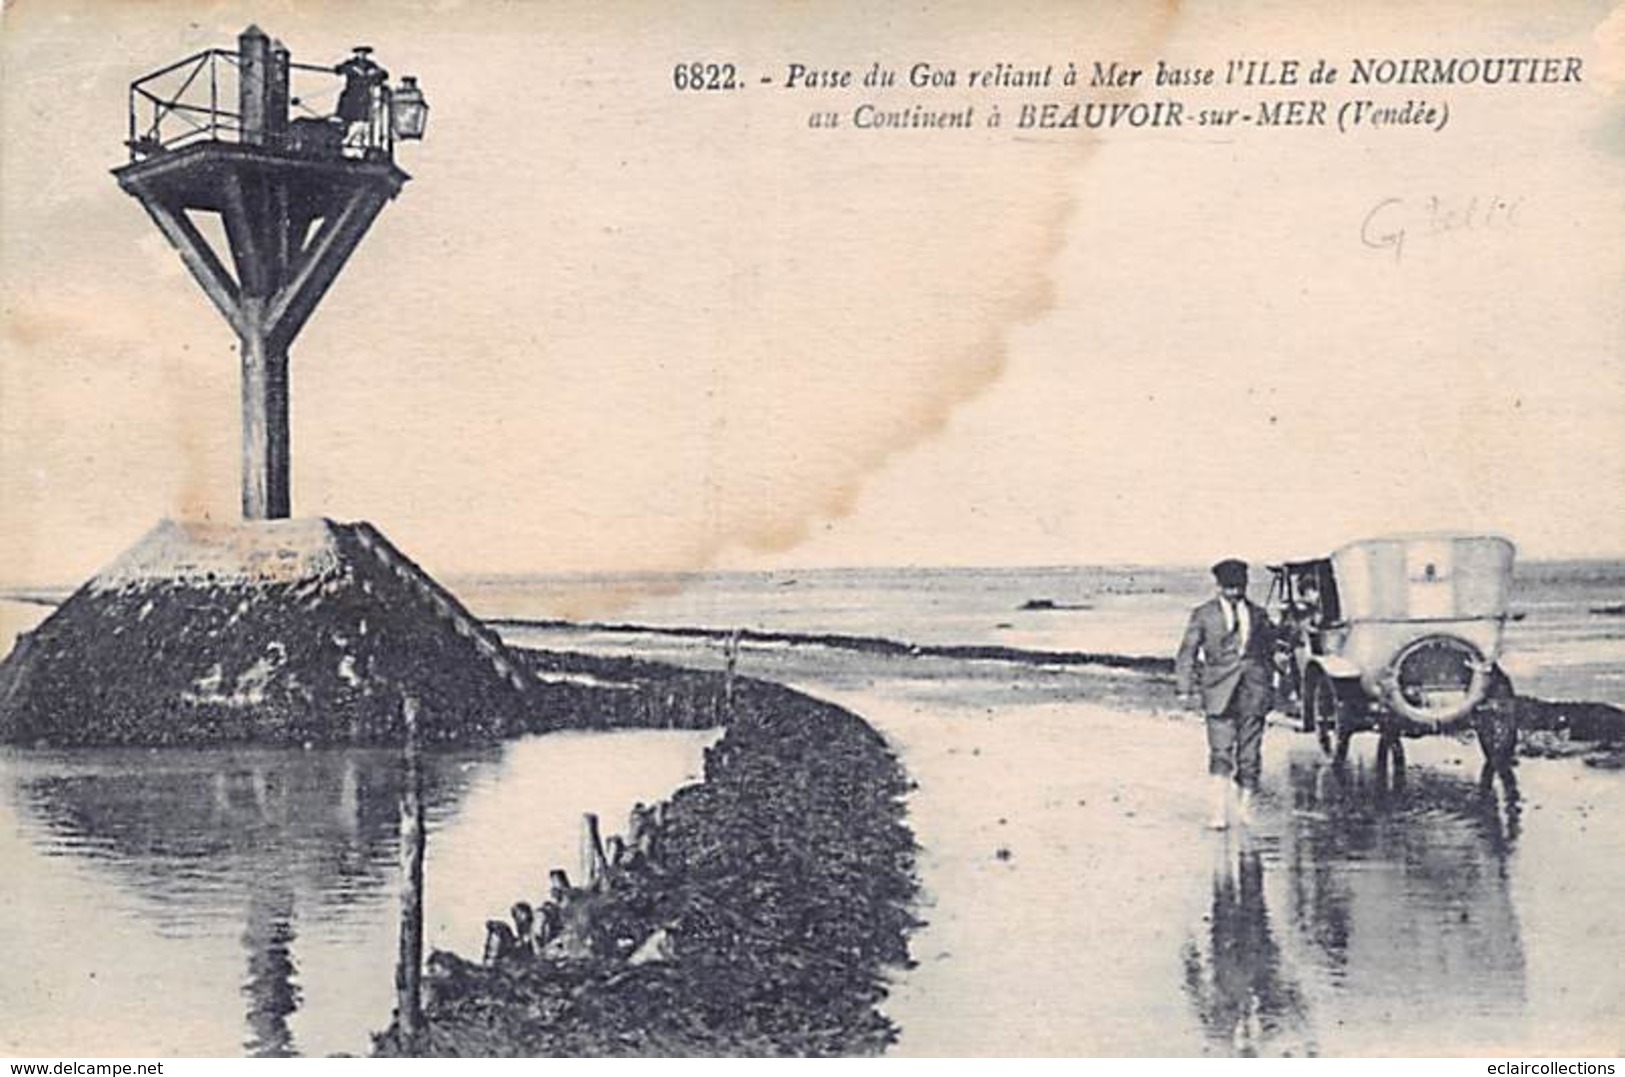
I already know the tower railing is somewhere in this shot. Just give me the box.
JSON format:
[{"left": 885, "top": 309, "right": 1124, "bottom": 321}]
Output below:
[
  {"left": 127, "top": 50, "right": 395, "bottom": 163},
  {"left": 127, "top": 48, "right": 240, "bottom": 159}
]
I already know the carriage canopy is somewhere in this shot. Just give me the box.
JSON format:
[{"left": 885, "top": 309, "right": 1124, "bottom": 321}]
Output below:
[{"left": 1329, "top": 534, "right": 1515, "bottom": 623}]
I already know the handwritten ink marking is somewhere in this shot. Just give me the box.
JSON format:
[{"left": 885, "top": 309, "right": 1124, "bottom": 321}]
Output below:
[
  {"left": 1362, "top": 194, "right": 1524, "bottom": 262},
  {"left": 1362, "top": 197, "right": 1406, "bottom": 261}
]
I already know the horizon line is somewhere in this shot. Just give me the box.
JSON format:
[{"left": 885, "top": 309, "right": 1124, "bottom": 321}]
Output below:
[{"left": 7, "top": 551, "right": 1625, "bottom": 597}]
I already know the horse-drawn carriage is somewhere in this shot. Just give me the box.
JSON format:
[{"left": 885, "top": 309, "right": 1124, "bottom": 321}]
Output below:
[{"left": 1268, "top": 534, "right": 1519, "bottom": 787}]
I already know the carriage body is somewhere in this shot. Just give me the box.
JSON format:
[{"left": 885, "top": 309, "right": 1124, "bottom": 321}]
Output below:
[{"left": 1269, "top": 535, "right": 1518, "bottom": 768}]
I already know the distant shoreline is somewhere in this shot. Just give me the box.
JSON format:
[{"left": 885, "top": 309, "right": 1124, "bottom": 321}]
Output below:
[
  {"left": 488, "top": 616, "right": 1175, "bottom": 674},
  {"left": 7, "top": 550, "right": 1624, "bottom": 599}
]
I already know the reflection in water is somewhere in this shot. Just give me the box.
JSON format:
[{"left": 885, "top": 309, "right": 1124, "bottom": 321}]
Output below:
[
  {"left": 6, "top": 747, "right": 488, "bottom": 1056},
  {"left": 19, "top": 749, "right": 482, "bottom": 906},
  {"left": 1183, "top": 753, "right": 1533, "bottom": 1056},
  {"left": 243, "top": 883, "right": 299, "bottom": 1058},
  {"left": 1280, "top": 755, "right": 1529, "bottom": 1052},
  {"left": 2, "top": 732, "right": 716, "bottom": 1057},
  {"left": 1182, "top": 838, "right": 1316, "bottom": 1056}
]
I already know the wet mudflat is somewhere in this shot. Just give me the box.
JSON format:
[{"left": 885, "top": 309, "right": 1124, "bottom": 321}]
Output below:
[
  {"left": 508, "top": 628, "right": 1625, "bottom": 1057},
  {"left": 813, "top": 684, "right": 1624, "bottom": 1056}
]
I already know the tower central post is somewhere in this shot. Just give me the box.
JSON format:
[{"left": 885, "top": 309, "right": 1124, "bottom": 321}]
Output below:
[
  {"left": 240, "top": 329, "right": 291, "bottom": 519},
  {"left": 236, "top": 27, "right": 292, "bottom": 519}
]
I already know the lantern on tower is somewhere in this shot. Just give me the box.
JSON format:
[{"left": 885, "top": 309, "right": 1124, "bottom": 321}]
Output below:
[{"left": 392, "top": 76, "right": 430, "bottom": 140}]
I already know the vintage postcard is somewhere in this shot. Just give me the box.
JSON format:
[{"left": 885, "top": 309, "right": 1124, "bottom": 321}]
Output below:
[{"left": 1, "top": 0, "right": 1622, "bottom": 1059}]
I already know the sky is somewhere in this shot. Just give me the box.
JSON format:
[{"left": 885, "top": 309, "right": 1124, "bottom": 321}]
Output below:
[{"left": 2, "top": 0, "right": 1623, "bottom": 587}]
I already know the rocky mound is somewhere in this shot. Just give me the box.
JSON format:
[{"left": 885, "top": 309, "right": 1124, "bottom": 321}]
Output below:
[{"left": 0, "top": 518, "right": 543, "bottom": 746}]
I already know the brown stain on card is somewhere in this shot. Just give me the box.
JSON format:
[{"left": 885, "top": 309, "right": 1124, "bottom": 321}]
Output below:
[
  {"left": 4, "top": 289, "right": 224, "bottom": 524},
  {"left": 665, "top": 6, "right": 1184, "bottom": 570},
  {"left": 538, "top": 4, "right": 1186, "bottom": 619}
]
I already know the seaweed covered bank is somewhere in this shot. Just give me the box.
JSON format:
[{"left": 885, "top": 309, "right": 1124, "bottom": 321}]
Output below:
[
  {"left": 373, "top": 675, "right": 918, "bottom": 1056},
  {"left": 0, "top": 519, "right": 539, "bottom": 746}
]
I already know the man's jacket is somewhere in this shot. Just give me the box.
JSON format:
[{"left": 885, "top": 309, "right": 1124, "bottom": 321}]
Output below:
[{"left": 1174, "top": 597, "right": 1277, "bottom": 718}]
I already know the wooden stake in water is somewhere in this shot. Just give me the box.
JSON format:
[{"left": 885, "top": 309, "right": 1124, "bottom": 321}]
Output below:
[
  {"left": 581, "top": 811, "right": 608, "bottom": 889},
  {"left": 396, "top": 693, "right": 426, "bottom": 1046}
]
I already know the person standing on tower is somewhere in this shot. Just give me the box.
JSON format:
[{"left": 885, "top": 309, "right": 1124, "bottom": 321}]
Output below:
[
  {"left": 1176, "top": 559, "right": 1278, "bottom": 829},
  {"left": 335, "top": 46, "right": 388, "bottom": 157}
]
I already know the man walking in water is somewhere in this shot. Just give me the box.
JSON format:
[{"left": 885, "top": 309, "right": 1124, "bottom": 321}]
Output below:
[{"left": 1176, "top": 559, "right": 1277, "bottom": 829}]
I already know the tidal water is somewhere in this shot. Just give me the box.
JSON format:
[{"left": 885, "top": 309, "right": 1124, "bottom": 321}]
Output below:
[
  {"left": 0, "top": 730, "right": 717, "bottom": 1057},
  {"left": 808, "top": 679, "right": 1625, "bottom": 1057},
  {"left": 0, "top": 559, "right": 1619, "bottom": 1056}
]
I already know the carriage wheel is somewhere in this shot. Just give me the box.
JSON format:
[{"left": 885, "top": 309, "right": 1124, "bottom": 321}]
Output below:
[
  {"left": 1284, "top": 660, "right": 1314, "bottom": 733},
  {"left": 1307, "top": 675, "right": 1333, "bottom": 755},
  {"left": 1333, "top": 726, "right": 1352, "bottom": 767},
  {"left": 1307, "top": 674, "right": 1353, "bottom": 765}
]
